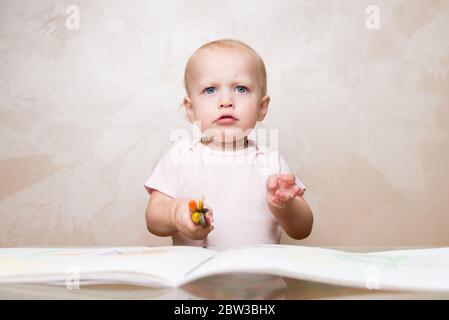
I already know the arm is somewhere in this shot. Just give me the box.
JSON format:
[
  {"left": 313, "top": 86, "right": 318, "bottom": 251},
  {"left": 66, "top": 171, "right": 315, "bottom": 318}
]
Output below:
[
  {"left": 268, "top": 195, "right": 313, "bottom": 240},
  {"left": 145, "top": 190, "right": 179, "bottom": 237},
  {"left": 266, "top": 174, "right": 314, "bottom": 240}
]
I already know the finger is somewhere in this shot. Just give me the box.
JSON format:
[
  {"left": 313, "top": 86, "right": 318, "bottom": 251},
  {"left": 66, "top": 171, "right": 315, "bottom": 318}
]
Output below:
[
  {"left": 206, "top": 224, "right": 214, "bottom": 233},
  {"left": 199, "top": 222, "right": 214, "bottom": 234},
  {"left": 292, "top": 185, "right": 304, "bottom": 197},
  {"left": 275, "top": 189, "right": 285, "bottom": 199},
  {"left": 205, "top": 212, "right": 214, "bottom": 226},
  {"left": 279, "top": 173, "right": 296, "bottom": 185},
  {"left": 276, "top": 190, "right": 295, "bottom": 201},
  {"left": 266, "top": 174, "right": 279, "bottom": 192},
  {"left": 204, "top": 207, "right": 213, "bottom": 220},
  {"left": 208, "top": 209, "right": 214, "bottom": 220},
  {"left": 193, "top": 224, "right": 214, "bottom": 240},
  {"left": 272, "top": 196, "right": 284, "bottom": 206},
  {"left": 292, "top": 185, "right": 300, "bottom": 194}
]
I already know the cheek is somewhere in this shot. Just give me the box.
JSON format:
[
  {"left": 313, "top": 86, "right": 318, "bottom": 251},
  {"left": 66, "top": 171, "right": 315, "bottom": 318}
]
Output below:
[
  {"left": 190, "top": 98, "right": 209, "bottom": 116},
  {"left": 238, "top": 99, "right": 260, "bottom": 118},
  {"left": 191, "top": 103, "right": 216, "bottom": 128}
]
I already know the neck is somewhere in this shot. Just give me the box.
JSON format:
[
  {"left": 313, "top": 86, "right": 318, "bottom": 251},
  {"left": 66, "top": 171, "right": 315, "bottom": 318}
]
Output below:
[{"left": 201, "top": 136, "right": 249, "bottom": 151}]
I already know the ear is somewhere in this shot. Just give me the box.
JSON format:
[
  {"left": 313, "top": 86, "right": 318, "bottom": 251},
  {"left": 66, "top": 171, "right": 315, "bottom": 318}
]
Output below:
[
  {"left": 183, "top": 96, "right": 194, "bottom": 123},
  {"left": 257, "top": 95, "right": 270, "bottom": 121}
]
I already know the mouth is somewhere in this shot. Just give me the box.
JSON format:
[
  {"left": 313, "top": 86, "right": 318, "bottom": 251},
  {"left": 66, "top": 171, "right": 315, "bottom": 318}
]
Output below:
[{"left": 215, "top": 114, "right": 238, "bottom": 124}]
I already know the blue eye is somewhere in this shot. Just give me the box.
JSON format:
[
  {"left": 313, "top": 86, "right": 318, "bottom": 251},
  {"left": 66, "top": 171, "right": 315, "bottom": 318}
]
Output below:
[
  {"left": 235, "top": 86, "right": 247, "bottom": 93},
  {"left": 205, "top": 87, "right": 216, "bottom": 94}
]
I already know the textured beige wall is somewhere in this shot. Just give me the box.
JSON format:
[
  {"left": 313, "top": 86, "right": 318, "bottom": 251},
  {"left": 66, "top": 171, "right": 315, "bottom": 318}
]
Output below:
[{"left": 1, "top": 0, "right": 448, "bottom": 247}]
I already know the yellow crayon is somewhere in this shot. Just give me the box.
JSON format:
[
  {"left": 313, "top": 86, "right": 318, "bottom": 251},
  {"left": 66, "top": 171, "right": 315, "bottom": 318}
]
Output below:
[
  {"left": 191, "top": 211, "right": 200, "bottom": 224},
  {"left": 198, "top": 196, "right": 204, "bottom": 211}
]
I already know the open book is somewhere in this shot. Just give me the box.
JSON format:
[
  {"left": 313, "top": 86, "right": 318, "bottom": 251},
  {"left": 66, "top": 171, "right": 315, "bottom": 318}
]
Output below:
[{"left": 1, "top": 245, "right": 449, "bottom": 292}]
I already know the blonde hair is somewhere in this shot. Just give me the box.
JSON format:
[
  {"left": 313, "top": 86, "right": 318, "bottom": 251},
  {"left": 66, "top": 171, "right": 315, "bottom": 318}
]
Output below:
[{"left": 183, "top": 39, "right": 267, "bottom": 96}]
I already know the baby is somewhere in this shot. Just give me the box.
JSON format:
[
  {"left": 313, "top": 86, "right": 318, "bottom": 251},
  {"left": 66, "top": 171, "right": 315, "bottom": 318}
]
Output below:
[{"left": 144, "top": 39, "right": 313, "bottom": 248}]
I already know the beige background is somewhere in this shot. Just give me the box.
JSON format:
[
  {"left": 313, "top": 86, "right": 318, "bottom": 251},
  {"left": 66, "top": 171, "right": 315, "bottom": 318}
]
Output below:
[{"left": 1, "top": 0, "right": 448, "bottom": 247}]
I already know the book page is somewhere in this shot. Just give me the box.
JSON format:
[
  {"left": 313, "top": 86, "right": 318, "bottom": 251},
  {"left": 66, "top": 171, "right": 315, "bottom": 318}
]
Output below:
[
  {"left": 0, "top": 246, "right": 217, "bottom": 287},
  {"left": 182, "top": 245, "right": 449, "bottom": 292}
]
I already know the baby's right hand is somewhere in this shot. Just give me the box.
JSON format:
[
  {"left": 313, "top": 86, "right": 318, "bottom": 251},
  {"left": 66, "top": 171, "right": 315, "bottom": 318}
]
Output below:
[{"left": 173, "top": 198, "right": 214, "bottom": 240}]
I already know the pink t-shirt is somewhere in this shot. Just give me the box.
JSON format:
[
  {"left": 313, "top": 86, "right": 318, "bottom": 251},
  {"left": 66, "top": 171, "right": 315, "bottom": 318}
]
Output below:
[{"left": 144, "top": 138, "right": 306, "bottom": 248}]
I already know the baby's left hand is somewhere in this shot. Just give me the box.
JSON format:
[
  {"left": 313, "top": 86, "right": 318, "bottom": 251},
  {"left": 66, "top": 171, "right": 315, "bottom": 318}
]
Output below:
[{"left": 266, "top": 173, "right": 304, "bottom": 208}]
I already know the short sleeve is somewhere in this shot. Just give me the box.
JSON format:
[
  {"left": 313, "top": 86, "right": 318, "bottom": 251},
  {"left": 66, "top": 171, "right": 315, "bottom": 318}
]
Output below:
[
  {"left": 278, "top": 153, "right": 306, "bottom": 192},
  {"left": 144, "top": 141, "right": 187, "bottom": 198}
]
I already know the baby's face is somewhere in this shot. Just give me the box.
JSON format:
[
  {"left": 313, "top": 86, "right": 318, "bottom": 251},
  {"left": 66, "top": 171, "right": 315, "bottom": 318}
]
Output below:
[{"left": 184, "top": 47, "right": 269, "bottom": 144}]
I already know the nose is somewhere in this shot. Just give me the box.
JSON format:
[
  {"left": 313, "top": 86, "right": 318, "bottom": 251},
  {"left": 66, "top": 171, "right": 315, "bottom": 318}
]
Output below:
[
  {"left": 219, "top": 93, "right": 234, "bottom": 108},
  {"left": 220, "top": 98, "right": 234, "bottom": 108}
]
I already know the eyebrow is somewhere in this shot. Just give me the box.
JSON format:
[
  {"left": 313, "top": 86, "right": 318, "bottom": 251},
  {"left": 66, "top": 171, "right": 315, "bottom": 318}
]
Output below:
[{"left": 198, "top": 79, "right": 254, "bottom": 88}]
